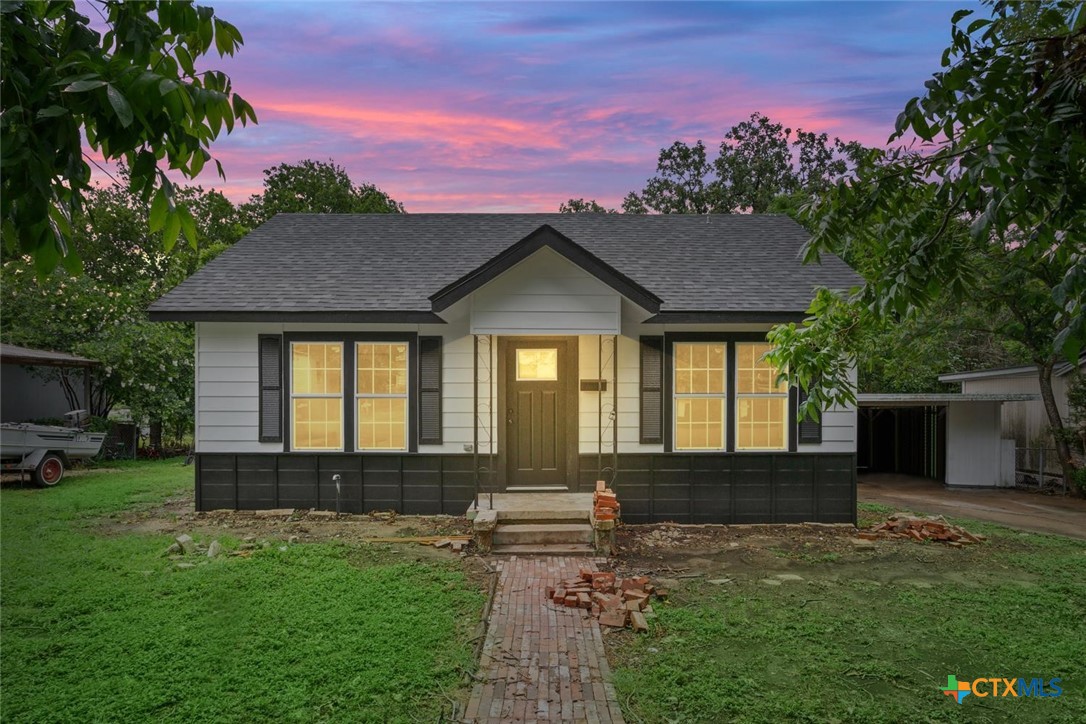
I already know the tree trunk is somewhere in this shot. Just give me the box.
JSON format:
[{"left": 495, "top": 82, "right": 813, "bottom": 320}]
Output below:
[
  {"left": 1037, "top": 360, "right": 1078, "bottom": 495},
  {"left": 150, "top": 420, "right": 163, "bottom": 453}
]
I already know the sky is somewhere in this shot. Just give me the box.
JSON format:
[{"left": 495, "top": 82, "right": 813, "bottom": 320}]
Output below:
[{"left": 103, "top": 1, "right": 977, "bottom": 212}]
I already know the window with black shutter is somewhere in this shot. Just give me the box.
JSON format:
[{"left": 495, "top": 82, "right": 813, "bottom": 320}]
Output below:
[
  {"left": 258, "top": 335, "right": 283, "bottom": 442},
  {"left": 640, "top": 336, "right": 664, "bottom": 444},
  {"left": 418, "top": 336, "right": 442, "bottom": 445}
]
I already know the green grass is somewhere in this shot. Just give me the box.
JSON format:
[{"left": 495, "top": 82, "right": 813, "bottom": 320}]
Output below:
[
  {"left": 611, "top": 516, "right": 1086, "bottom": 723},
  {"left": 1, "top": 460, "right": 485, "bottom": 723}
]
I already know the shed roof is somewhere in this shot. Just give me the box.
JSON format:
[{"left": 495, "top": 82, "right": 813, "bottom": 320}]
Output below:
[
  {"left": 857, "top": 393, "right": 1040, "bottom": 407},
  {"left": 0, "top": 343, "right": 97, "bottom": 368},
  {"left": 148, "top": 213, "right": 860, "bottom": 322}
]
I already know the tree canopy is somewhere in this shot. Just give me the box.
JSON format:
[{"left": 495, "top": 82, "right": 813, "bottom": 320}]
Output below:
[
  {"left": 767, "top": 0, "right": 1086, "bottom": 488},
  {"left": 0, "top": 0, "right": 256, "bottom": 275},
  {"left": 558, "top": 198, "right": 616, "bottom": 213},
  {"left": 623, "top": 113, "right": 865, "bottom": 214},
  {"left": 240, "top": 159, "right": 405, "bottom": 226}
]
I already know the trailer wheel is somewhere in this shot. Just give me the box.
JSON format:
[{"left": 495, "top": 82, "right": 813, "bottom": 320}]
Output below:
[{"left": 34, "top": 454, "right": 65, "bottom": 487}]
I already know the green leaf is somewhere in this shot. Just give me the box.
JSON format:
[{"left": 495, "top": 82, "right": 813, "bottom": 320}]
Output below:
[
  {"left": 178, "top": 206, "right": 198, "bottom": 247},
  {"left": 36, "top": 106, "right": 69, "bottom": 119},
  {"left": 149, "top": 188, "right": 168, "bottom": 232},
  {"left": 106, "top": 85, "right": 134, "bottom": 127},
  {"left": 63, "top": 79, "right": 106, "bottom": 93},
  {"left": 163, "top": 212, "right": 181, "bottom": 253}
]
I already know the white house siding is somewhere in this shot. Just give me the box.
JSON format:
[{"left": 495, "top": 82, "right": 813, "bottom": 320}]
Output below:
[
  {"left": 469, "top": 248, "right": 621, "bottom": 335},
  {"left": 196, "top": 316, "right": 857, "bottom": 458}
]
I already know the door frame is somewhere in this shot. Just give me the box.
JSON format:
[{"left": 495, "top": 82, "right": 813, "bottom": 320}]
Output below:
[{"left": 496, "top": 336, "right": 580, "bottom": 490}]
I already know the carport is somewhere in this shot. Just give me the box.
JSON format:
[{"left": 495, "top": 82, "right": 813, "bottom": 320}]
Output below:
[{"left": 856, "top": 393, "right": 1039, "bottom": 488}]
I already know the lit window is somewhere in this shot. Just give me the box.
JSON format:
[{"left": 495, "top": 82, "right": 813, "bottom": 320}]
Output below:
[
  {"left": 356, "top": 342, "right": 408, "bottom": 450},
  {"left": 291, "top": 342, "right": 343, "bottom": 450},
  {"left": 736, "top": 342, "right": 788, "bottom": 450},
  {"left": 673, "top": 342, "right": 726, "bottom": 450},
  {"left": 516, "top": 348, "right": 558, "bottom": 380}
]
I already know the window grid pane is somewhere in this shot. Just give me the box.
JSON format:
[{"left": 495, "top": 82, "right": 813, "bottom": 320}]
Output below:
[
  {"left": 356, "top": 342, "right": 408, "bottom": 451},
  {"left": 673, "top": 342, "right": 726, "bottom": 451},
  {"left": 290, "top": 343, "right": 343, "bottom": 451},
  {"left": 735, "top": 342, "right": 788, "bottom": 451}
]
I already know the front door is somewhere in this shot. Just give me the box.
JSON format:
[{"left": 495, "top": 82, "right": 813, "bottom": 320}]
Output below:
[{"left": 503, "top": 338, "right": 573, "bottom": 488}]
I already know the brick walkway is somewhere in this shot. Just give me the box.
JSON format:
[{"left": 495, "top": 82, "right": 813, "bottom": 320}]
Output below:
[{"left": 464, "top": 556, "right": 626, "bottom": 723}]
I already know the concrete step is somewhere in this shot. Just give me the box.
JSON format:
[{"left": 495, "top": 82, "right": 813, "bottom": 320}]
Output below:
[
  {"left": 495, "top": 509, "right": 590, "bottom": 523},
  {"left": 490, "top": 543, "right": 597, "bottom": 556},
  {"left": 492, "top": 522, "right": 594, "bottom": 546}
]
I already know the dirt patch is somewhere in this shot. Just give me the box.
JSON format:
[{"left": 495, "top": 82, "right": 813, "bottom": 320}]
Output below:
[
  {"left": 94, "top": 487, "right": 477, "bottom": 563},
  {"left": 608, "top": 520, "right": 1042, "bottom": 593}
]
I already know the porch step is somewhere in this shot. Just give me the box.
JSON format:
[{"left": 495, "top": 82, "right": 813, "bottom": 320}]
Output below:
[
  {"left": 495, "top": 509, "right": 590, "bottom": 523},
  {"left": 492, "top": 522, "right": 594, "bottom": 546},
  {"left": 490, "top": 543, "right": 597, "bottom": 556}
]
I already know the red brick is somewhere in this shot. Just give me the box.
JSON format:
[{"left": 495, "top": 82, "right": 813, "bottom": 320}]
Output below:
[
  {"left": 564, "top": 594, "right": 579, "bottom": 608},
  {"left": 545, "top": 586, "right": 555, "bottom": 599},
  {"left": 598, "top": 609, "right": 628, "bottom": 628},
  {"left": 598, "top": 594, "right": 623, "bottom": 610},
  {"left": 595, "top": 480, "right": 607, "bottom": 492},
  {"left": 579, "top": 568, "right": 594, "bottom": 582},
  {"left": 553, "top": 587, "right": 566, "bottom": 604},
  {"left": 654, "top": 588, "right": 670, "bottom": 601},
  {"left": 577, "top": 592, "right": 592, "bottom": 609},
  {"left": 629, "top": 611, "right": 649, "bottom": 633}
]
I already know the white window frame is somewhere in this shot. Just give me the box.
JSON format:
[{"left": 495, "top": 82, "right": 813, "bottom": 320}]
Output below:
[
  {"left": 290, "top": 341, "right": 345, "bottom": 452},
  {"left": 355, "top": 341, "right": 409, "bottom": 452},
  {"left": 672, "top": 341, "right": 727, "bottom": 452},
  {"left": 734, "top": 342, "right": 788, "bottom": 452}
]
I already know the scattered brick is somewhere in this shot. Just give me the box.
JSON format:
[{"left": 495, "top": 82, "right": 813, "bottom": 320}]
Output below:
[
  {"left": 863, "top": 514, "right": 986, "bottom": 545},
  {"left": 598, "top": 609, "right": 629, "bottom": 628},
  {"left": 544, "top": 563, "right": 657, "bottom": 633},
  {"left": 629, "top": 611, "right": 649, "bottom": 633}
]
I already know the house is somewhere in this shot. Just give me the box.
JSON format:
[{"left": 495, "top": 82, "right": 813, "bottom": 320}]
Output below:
[
  {"left": 939, "top": 358, "right": 1084, "bottom": 449},
  {"left": 0, "top": 343, "right": 97, "bottom": 423},
  {"left": 149, "top": 214, "right": 860, "bottom": 524}
]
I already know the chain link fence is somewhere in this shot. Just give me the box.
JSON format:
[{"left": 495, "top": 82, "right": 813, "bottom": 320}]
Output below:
[{"left": 1014, "top": 447, "right": 1066, "bottom": 492}]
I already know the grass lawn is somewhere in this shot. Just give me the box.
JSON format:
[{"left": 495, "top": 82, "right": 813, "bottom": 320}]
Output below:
[
  {"left": 1, "top": 460, "right": 485, "bottom": 723},
  {"left": 610, "top": 504, "right": 1086, "bottom": 723}
]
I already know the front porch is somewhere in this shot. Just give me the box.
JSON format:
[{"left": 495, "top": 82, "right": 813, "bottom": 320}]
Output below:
[{"left": 467, "top": 491, "right": 618, "bottom": 556}]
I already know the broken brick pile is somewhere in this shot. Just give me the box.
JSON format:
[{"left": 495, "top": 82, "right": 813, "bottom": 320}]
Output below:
[
  {"left": 859, "top": 513, "right": 986, "bottom": 546},
  {"left": 593, "top": 482, "right": 620, "bottom": 521},
  {"left": 545, "top": 567, "right": 665, "bottom": 633}
]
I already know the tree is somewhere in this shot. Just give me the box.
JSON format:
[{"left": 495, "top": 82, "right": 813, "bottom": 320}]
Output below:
[
  {"left": 558, "top": 198, "right": 616, "bottom": 213},
  {"left": 0, "top": 178, "right": 244, "bottom": 448},
  {"left": 767, "top": 0, "right": 1086, "bottom": 490},
  {"left": 624, "top": 114, "right": 865, "bottom": 215},
  {"left": 0, "top": 0, "right": 256, "bottom": 275},
  {"left": 240, "top": 159, "right": 405, "bottom": 225},
  {"left": 623, "top": 140, "right": 717, "bottom": 214}
]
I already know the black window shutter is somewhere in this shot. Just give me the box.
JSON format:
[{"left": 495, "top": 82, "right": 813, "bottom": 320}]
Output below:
[
  {"left": 258, "top": 335, "right": 283, "bottom": 442},
  {"left": 418, "top": 336, "right": 443, "bottom": 445},
  {"left": 797, "top": 385, "right": 823, "bottom": 445},
  {"left": 640, "top": 336, "right": 664, "bottom": 444}
]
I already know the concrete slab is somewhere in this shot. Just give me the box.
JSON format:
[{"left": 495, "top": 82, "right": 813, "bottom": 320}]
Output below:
[
  {"left": 859, "top": 473, "right": 1086, "bottom": 540},
  {"left": 467, "top": 493, "right": 594, "bottom": 521}
]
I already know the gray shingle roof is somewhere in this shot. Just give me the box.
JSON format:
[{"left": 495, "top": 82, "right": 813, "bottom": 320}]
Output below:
[{"left": 149, "top": 213, "right": 859, "bottom": 320}]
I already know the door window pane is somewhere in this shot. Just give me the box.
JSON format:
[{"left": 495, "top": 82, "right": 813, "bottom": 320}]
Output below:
[{"left": 517, "top": 349, "right": 558, "bottom": 381}]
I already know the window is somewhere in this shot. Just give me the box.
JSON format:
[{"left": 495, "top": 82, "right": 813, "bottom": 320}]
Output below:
[
  {"left": 516, "top": 348, "right": 558, "bottom": 381},
  {"left": 356, "top": 342, "right": 408, "bottom": 451},
  {"left": 291, "top": 342, "right": 343, "bottom": 450},
  {"left": 673, "top": 342, "right": 726, "bottom": 450},
  {"left": 736, "top": 342, "right": 788, "bottom": 450}
]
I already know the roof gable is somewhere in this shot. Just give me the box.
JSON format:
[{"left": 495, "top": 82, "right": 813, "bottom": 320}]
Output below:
[{"left": 430, "top": 224, "right": 661, "bottom": 313}]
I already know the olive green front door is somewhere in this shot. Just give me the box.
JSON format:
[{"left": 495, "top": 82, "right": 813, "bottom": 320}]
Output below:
[{"left": 503, "top": 338, "right": 574, "bottom": 488}]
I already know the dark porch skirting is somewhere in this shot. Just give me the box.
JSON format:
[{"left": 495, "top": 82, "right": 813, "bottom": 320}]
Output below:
[{"left": 194, "top": 452, "right": 856, "bottom": 524}]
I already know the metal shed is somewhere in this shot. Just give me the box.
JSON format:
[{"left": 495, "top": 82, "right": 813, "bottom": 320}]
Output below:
[{"left": 857, "top": 393, "right": 1039, "bottom": 488}]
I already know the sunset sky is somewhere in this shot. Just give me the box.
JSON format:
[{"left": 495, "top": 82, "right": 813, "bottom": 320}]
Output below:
[{"left": 132, "top": 1, "right": 976, "bottom": 212}]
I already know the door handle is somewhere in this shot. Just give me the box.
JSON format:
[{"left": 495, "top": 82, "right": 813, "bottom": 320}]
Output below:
[{"left": 507, "top": 408, "right": 514, "bottom": 425}]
